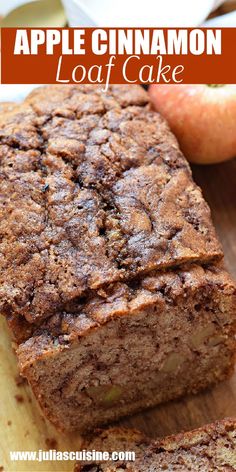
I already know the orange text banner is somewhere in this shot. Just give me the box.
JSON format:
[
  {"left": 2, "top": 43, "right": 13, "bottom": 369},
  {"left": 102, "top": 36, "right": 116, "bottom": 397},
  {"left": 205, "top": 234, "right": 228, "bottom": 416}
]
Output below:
[{"left": 1, "top": 27, "right": 235, "bottom": 85}]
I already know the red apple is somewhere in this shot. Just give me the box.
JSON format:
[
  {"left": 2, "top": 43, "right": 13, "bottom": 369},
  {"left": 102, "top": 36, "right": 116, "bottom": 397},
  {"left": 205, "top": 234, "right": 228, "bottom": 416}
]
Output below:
[{"left": 149, "top": 84, "right": 236, "bottom": 164}]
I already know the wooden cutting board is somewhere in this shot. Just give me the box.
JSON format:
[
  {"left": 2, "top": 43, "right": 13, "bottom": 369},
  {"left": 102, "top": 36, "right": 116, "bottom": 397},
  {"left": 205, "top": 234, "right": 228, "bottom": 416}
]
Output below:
[{"left": 0, "top": 157, "right": 236, "bottom": 472}]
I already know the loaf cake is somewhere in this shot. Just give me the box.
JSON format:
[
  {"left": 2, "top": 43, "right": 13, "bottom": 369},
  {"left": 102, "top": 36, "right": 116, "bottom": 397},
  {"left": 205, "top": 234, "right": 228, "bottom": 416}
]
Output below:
[
  {"left": 0, "top": 84, "right": 235, "bottom": 432},
  {"left": 74, "top": 419, "right": 236, "bottom": 471}
]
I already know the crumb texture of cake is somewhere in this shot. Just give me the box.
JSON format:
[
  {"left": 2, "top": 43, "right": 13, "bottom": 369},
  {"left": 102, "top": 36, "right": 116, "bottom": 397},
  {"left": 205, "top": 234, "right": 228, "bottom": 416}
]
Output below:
[
  {"left": 0, "top": 84, "right": 222, "bottom": 324},
  {"left": 74, "top": 419, "right": 236, "bottom": 471},
  {"left": 0, "top": 85, "right": 235, "bottom": 434},
  {"left": 17, "top": 263, "right": 236, "bottom": 432}
]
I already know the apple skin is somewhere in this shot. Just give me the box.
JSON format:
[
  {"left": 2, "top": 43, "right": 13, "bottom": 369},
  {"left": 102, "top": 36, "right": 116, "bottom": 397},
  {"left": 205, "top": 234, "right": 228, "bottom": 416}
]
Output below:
[{"left": 149, "top": 84, "right": 236, "bottom": 164}]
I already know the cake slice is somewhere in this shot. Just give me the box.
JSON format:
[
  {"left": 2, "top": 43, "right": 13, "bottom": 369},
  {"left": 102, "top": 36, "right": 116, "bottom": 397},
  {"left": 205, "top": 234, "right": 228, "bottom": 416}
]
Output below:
[
  {"left": 74, "top": 419, "right": 236, "bottom": 471},
  {"left": 16, "top": 263, "right": 236, "bottom": 432},
  {"left": 0, "top": 84, "right": 235, "bottom": 433}
]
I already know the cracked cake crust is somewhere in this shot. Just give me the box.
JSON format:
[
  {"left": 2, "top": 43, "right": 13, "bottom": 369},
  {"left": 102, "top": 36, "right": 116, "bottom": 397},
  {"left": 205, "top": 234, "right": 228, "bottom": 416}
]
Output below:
[
  {"left": 16, "top": 262, "right": 236, "bottom": 432},
  {"left": 0, "top": 85, "right": 222, "bottom": 325},
  {"left": 0, "top": 85, "right": 235, "bottom": 434},
  {"left": 10, "top": 262, "right": 236, "bottom": 346},
  {"left": 74, "top": 419, "right": 236, "bottom": 471}
]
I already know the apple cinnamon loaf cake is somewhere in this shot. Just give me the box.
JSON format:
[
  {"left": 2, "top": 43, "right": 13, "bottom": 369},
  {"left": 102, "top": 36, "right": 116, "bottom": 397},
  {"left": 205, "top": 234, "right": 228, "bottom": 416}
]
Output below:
[
  {"left": 0, "top": 84, "right": 235, "bottom": 432},
  {"left": 74, "top": 419, "right": 236, "bottom": 471}
]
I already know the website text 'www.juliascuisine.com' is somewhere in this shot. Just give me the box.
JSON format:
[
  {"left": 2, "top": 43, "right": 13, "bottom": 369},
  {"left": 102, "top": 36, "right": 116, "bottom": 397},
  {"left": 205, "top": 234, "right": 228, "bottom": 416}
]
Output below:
[{"left": 9, "top": 449, "right": 136, "bottom": 463}]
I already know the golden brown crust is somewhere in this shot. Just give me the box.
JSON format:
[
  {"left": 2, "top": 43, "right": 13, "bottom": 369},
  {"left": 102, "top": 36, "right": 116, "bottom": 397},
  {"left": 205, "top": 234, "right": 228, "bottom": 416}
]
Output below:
[
  {"left": 15, "top": 262, "right": 236, "bottom": 352},
  {"left": 74, "top": 418, "right": 236, "bottom": 471},
  {"left": 154, "top": 417, "right": 236, "bottom": 451},
  {"left": 1, "top": 85, "right": 234, "bottom": 437},
  {"left": 15, "top": 262, "right": 236, "bottom": 433},
  {"left": 0, "top": 85, "right": 222, "bottom": 327}
]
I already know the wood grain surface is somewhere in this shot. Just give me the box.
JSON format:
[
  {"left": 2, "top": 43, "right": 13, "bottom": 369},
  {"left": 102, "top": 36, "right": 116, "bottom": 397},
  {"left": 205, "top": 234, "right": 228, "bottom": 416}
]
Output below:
[{"left": 0, "top": 158, "right": 235, "bottom": 472}]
